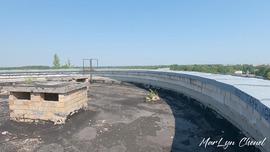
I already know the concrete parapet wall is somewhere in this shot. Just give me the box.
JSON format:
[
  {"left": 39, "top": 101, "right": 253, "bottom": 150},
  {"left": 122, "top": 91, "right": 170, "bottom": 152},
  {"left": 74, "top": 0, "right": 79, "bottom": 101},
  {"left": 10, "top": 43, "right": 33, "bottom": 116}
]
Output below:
[{"left": 93, "top": 70, "right": 270, "bottom": 152}]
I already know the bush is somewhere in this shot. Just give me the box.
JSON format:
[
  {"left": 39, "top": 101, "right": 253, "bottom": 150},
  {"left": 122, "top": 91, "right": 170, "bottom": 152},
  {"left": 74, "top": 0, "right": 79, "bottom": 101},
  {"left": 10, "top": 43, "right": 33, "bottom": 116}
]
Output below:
[
  {"left": 24, "top": 75, "right": 36, "bottom": 84},
  {"left": 145, "top": 89, "right": 160, "bottom": 102}
]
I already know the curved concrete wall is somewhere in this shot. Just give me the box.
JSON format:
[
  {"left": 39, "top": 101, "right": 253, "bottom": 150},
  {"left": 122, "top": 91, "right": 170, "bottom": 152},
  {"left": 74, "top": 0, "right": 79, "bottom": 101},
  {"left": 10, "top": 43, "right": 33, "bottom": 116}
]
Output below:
[{"left": 93, "top": 70, "right": 270, "bottom": 152}]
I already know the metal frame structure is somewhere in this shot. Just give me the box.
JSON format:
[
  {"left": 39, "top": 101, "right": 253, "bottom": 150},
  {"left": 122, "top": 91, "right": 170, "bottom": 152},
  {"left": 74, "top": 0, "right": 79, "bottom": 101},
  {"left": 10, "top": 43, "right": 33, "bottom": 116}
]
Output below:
[{"left": 82, "top": 58, "right": 99, "bottom": 83}]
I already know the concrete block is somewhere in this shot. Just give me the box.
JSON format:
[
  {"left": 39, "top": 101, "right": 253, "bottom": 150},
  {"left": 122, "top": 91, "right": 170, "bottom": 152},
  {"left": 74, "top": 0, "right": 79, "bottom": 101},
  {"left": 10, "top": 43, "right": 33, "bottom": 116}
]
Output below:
[
  {"left": 8, "top": 100, "right": 14, "bottom": 105},
  {"left": 14, "top": 110, "right": 24, "bottom": 114},
  {"left": 14, "top": 101, "right": 23, "bottom": 105},
  {"left": 22, "top": 101, "right": 32, "bottom": 106},
  {"left": 261, "top": 117, "right": 270, "bottom": 128},
  {"left": 203, "top": 83, "right": 215, "bottom": 92},
  {"left": 246, "top": 106, "right": 256, "bottom": 124},
  {"left": 232, "top": 102, "right": 242, "bottom": 115},
  {"left": 29, "top": 106, "right": 39, "bottom": 111},
  {"left": 59, "top": 98, "right": 66, "bottom": 103},
  {"left": 31, "top": 93, "right": 42, "bottom": 101},
  {"left": 34, "top": 102, "right": 42, "bottom": 107},
  {"left": 192, "top": 79, "right": 203, "bottom": 87},
  {"left": 39, "top": 106, "right": 48, "bottom": 112},
  {"left": 44, "top": 111, "right": 53, "bottom": 117},
  {"left": 19, "top": 105, "right": 29, "bottom": 110},
  {"left": 55, "top": 102, "right": 65, "bottom": 108},
  {"left": 45, "top": 102, "right": 56, "bottom": 107},
  {"left": 10, "top": 113, "right": 16, "bottom": 118},
  {"left": 9, "top": 94, "right": 15, "bottom": 100},
  {"left": 254, "top": 110, "right": 262, "bottom": 121},
  {"left": 188, "top": 84, "right": 202, "bottom": 93},
  {"left": 211, "top": 92, "right": 224, "bottom": 103},
  {"left": 9, "top": 104, "right": 17, "bottom": 110},
  {"left": 26, "top": 110, "right": 33, "bottom": 115},
  {"left": 58, "top": 93, "right": 66, "bottom": 99}
]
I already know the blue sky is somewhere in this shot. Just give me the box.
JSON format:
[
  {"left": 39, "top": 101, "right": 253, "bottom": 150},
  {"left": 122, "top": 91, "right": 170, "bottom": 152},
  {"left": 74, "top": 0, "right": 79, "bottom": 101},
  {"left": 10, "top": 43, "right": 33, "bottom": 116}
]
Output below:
[{"left": 0, "top": 0, "right": 269, "bottom": 67}]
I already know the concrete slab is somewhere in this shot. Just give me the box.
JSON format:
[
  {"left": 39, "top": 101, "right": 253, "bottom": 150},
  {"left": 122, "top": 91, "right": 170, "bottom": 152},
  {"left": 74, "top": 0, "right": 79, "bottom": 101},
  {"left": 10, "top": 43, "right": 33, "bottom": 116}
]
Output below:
[
  {"left": 3, "top": 81, "right": 87, "bottom": 94},
  {"left": 171, "top": 71, "right": 270, "bottom": 103}
]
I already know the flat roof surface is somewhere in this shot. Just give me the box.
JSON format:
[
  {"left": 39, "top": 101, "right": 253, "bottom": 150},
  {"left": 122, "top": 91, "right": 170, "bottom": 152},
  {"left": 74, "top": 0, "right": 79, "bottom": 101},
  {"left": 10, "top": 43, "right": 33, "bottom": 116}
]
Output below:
[
  {"left": 0, "top": 83, "right": 258, "bottom": 151},
  {"left": 3, "top": 81, "right": 87, "bottom": 93}
]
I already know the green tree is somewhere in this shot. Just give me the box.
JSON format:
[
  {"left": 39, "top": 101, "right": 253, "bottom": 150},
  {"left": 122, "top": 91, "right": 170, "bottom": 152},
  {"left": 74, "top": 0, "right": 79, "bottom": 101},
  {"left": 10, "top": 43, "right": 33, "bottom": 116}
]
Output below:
[
  {"left": 53, "top": 54, "right": 60, "bottom": 69},
  {"left": 67, "top": 59, "right": 72, "bottom": 68},
  {"left": 264, "top": 68, "right": 270, "bottom": 79},
  {"left": 256, "top": 65, "right": 270, "bottom": 77},
  {"left": 266, "top": 72, "right": 270, "bottom": 79},
  {"left": 63, "top": 59, "right": 73, "bottom": 69}
]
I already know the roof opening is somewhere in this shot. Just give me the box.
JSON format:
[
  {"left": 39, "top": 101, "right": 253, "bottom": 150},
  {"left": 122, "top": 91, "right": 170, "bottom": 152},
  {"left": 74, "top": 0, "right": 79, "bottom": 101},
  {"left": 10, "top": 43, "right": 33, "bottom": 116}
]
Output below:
[
  {"left": 76, "top": 78, "right": 87, "bottom": 82},
  {"left": 13, "top": 92, "right": 31, "bottom": 100},
  {"left": 43, "top": 93, "right": 59, "bottom": 101}
]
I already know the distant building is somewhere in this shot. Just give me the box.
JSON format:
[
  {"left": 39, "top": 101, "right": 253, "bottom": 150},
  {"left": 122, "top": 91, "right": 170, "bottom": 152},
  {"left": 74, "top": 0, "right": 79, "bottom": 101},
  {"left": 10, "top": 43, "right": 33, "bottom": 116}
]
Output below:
[
  {"left": 157, "top": 68, "right": 170, "bottom": 71},
  {"left": 234, "top": 71, "right": 243, "bottom": 75}
]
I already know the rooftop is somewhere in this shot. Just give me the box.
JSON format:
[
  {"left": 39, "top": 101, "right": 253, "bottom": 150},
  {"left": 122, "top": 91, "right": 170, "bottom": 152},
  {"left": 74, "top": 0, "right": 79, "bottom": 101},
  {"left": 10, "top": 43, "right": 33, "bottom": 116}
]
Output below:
[{"left": 0, "top": 82, "right": 257, "bottom": 152}]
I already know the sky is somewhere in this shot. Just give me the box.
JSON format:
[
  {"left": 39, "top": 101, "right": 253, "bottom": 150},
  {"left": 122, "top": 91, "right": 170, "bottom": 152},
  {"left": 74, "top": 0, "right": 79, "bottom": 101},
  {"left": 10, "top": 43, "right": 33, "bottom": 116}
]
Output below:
[{"left": 0, "top": 0, "right": 270, "bottom": 67}]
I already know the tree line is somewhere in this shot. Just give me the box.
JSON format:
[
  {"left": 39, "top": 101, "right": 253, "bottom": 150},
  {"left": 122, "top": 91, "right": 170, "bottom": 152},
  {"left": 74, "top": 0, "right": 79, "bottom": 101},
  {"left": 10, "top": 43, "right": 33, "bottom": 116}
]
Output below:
[
  {"left": 0, "top": 54, "right": 73, "bottom": 70},
  {"left": 52, "top": 54, "right": 73, "bottom": 69},
  {"left": 168, "top": 64, "right": 270, "bottom": 79},
  {"left": 1, "top": 55, "right": 270, "bottom": 79},
  {"left": 0, "top": 65, "right": 51, "bottom": 70},
  {"left": 101, "top": 64, "right": 270, "bottom": 79}
]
